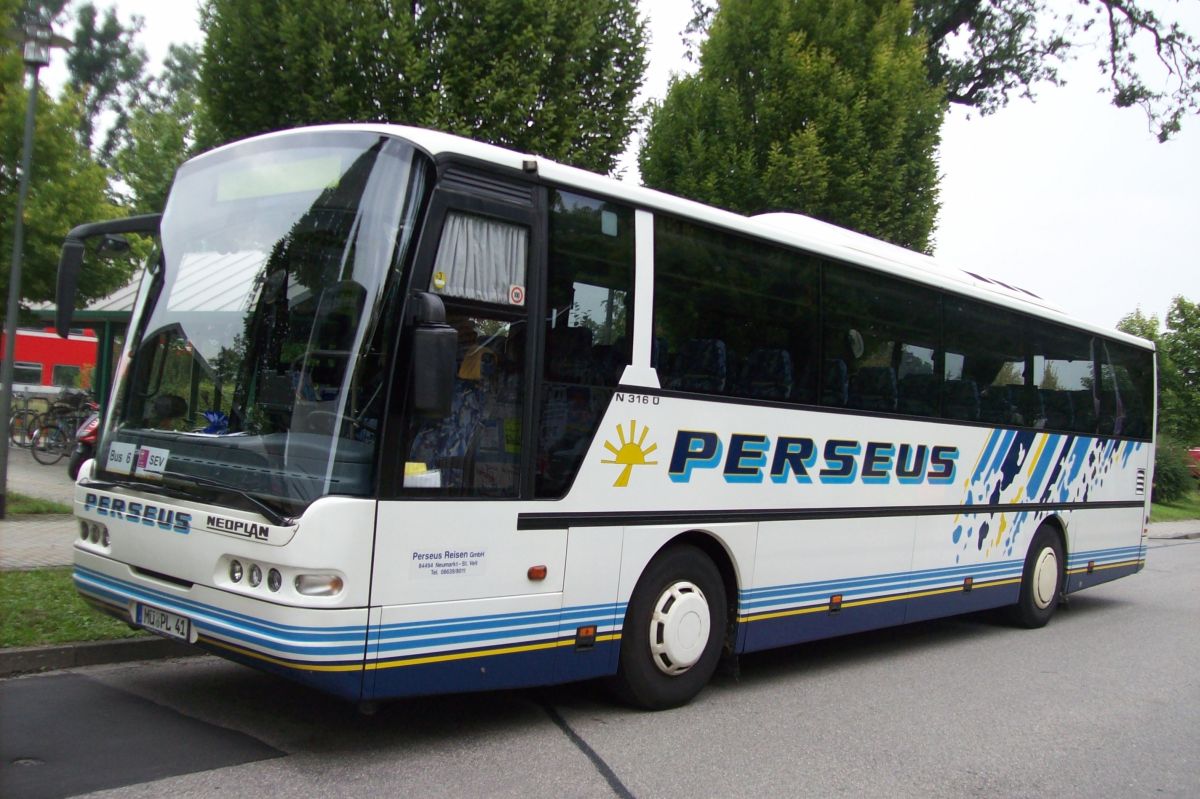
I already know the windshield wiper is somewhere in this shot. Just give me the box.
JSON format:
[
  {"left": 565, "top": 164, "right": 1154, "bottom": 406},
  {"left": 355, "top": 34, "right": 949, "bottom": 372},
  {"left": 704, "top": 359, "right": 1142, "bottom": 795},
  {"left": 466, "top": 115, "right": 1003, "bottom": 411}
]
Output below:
[
  {"left": 84, "top": 473, "right": 292, "bottom": 527},
  {"left": 161, "top": 471, "right": 293, "bottom": 527}
]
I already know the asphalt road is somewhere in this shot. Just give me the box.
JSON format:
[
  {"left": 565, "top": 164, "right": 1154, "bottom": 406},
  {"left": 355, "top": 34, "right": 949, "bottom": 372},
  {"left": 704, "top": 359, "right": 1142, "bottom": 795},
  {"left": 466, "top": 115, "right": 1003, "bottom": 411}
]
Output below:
[{"left": 3, "top": 537, "right": 1197, "bottom": 799}]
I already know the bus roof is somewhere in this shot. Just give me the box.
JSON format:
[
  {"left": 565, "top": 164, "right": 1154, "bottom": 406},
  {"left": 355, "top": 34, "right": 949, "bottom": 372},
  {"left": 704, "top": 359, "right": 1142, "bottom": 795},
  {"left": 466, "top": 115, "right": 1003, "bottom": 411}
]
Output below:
[{"left": 191, "top": 123, "right": 1155, "bottom": 352}]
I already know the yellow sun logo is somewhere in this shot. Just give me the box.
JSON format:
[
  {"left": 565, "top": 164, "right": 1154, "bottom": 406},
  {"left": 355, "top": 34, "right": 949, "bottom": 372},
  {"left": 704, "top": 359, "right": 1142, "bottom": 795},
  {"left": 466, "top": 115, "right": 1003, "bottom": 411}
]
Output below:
[{"left": 602, "top": 420, "right": 658, "bottom": 487}]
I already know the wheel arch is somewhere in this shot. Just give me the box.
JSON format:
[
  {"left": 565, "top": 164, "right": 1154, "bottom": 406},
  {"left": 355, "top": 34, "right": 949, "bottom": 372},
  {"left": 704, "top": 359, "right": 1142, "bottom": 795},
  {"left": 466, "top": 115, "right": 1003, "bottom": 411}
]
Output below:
[
  {"left": 1039, "top": 514, "right": 1069, "bottom": 559},
  {"left": 648, "top": 529, "right": 741, "bottom": 655}
]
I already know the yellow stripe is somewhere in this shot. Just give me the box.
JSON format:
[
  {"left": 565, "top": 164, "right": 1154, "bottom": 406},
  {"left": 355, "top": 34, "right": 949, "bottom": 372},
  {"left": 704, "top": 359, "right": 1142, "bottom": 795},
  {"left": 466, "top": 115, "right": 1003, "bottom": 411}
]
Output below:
[
  {"left": 201, "top": 632, "right": 623, "bottom": 674},
  {"left": 1026, "top": 434, "right": 1049, "bottom": 481},
  {"left": 1066, "top": 559, "right": 1141, "bottom": 575},
  {"left": 200, "top": 637, "right": 365, "bottom": 672},
  {"left": 368, "top": 633, "right": 623, "bottom": 671},
  {"left": 737, "top": 577, "right": 1021, "bottom": 624}
]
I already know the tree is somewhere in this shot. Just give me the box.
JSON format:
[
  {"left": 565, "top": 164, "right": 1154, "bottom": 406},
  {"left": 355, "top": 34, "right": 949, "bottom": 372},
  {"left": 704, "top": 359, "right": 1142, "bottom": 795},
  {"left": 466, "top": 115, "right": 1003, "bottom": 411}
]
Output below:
[
  {"left": 65, "top": 1, "right": 149, "bottom": 161},
  {"left": 641, "top": 0, "right": 945, "bottom": 251},
  {"left": 113, "top": 44, "right": 218, "bottom": 214},
  {"left": 1162, "top": 296, "right": 1200, "bottom": 443},
  {"left": 1118, "top": 299, "right": 1200, "bottom": 444},
  {"left": 913, "top": 0, "right": 1199, "bottom": 143},
  {"left": 199, "top": 0, "right": 646, "bottom": 174},
  {"left": 1, "top": 1, "right": 131, "bottom": 312},
  {"left": 688, "top": 0, "right": 1200, "bottom": 142}
]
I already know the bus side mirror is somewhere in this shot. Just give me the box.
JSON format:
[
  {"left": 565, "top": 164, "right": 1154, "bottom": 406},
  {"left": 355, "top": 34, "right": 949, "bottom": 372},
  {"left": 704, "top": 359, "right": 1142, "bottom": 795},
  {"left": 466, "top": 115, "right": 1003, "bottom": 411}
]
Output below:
[
  {"left": 54, "top": 214, "right": 161, "bottom": 338},
  {"left": 410, "top": 292, "right": 455, "bottom": 417},
  {"left": 55, "top": 238, "right": 86, "bottom": 338}
]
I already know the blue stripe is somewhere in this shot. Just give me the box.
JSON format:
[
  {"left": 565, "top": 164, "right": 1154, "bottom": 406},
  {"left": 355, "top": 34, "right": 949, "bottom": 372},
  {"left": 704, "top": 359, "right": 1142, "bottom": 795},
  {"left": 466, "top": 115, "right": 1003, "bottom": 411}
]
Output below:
[
  {"left": 76, "top": 566, "right": 366, "bottom": 639},
  {"left": 988, "top": 430, "right": 1016, "bottom": 476},
  {"left": 972, "top": 429, "right": 1003, "bottom": 483},
  {"left": 372, "top": 602, "right": 623, "bottom": 636},
  {"left": 1026, "top": 434, "right": 1060, "bottom": 497},
  {"left": 74, "top": 565, "right": 623, "bottom": 662},
  {"left": 740, "top": 558, "right": 1024, "bottom": 601}
]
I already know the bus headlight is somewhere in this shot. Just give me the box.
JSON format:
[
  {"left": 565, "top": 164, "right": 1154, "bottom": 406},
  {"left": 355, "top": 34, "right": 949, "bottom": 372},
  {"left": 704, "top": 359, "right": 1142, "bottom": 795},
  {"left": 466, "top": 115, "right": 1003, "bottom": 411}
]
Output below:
[
  {"left": 229, "top": 560, "right": 244, "bottom": 583},
  {"left": 267, "top": 568, "right": 282, "bottom": 592},
  {"left": 248, "top": 564, "right": 262, "bottom": 587},
  {"left": 295, "top": 574, "right": 344, "bottom": 597}
]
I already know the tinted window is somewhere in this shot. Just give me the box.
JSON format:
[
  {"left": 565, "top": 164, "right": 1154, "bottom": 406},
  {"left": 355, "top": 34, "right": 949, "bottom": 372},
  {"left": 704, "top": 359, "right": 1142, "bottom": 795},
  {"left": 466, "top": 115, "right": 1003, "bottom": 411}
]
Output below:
[
  {"left": 1098, "top": 339, "right": 1154, "bottom": 439},
  {"left": 943, "top": 297, "right": 1036, "bottom": 425},
  {"left": 822, "top": 266, "right": 939, "bottom": 415},
  {"left": 1027, "top": 324, "right": 1096, "bottom": 433},
  {"left": 536, "top": 191, "right": 635, "bottom": 498},
  {"left": 654, "top": 217, "right": 819, "bottom": 403}
]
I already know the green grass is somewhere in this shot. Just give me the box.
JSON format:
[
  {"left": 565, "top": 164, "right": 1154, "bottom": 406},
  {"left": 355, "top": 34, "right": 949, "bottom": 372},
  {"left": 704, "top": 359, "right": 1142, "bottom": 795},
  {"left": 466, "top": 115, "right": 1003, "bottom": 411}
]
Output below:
[
  {"left": 0, "top": 568, "right": 147, "bottom": 648},
  {"left": 1151, "top": 486, "right": 1200, "bottom": 523},
  {"left": 7, "top": 491, "right": 72, "bottom": 515}
]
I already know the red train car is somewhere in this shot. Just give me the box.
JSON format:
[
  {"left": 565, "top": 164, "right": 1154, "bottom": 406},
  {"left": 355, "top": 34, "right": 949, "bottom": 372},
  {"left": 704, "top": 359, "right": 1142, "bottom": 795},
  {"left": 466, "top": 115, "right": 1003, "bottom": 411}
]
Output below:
[{"left": 1, "top": 327, "right": 97, "bottom": 395}]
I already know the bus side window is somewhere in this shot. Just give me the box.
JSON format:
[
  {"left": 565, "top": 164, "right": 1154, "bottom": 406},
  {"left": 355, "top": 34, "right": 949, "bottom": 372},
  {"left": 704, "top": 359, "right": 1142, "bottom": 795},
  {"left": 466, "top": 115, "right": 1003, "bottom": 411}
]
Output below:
[
  {"left": 536, "top": 191, "right": 635, "bottom": 498},
  {"left": 652, "top": 217, "right": 819, "bottom": 405}
]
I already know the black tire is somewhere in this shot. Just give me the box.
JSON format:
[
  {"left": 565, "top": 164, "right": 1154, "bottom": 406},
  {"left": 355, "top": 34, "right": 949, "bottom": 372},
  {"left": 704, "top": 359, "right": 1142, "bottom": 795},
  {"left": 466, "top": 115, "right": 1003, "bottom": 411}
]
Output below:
[
  {"left": 612, "top": 545, "right": 727, "bottom": 710},
  {"left": 1007, "top": 525, "right": 1064, "bottom": 629},
  {"left": 30, "top": 425, "right": 69, "bottom": 465}
]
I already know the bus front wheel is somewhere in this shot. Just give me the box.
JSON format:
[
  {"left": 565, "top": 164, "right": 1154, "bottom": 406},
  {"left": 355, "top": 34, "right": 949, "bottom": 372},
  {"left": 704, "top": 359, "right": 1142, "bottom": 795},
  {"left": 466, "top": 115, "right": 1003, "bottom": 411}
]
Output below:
[
  {"left": 612, "top": 545, "right": 726, "bottom": 711},
  {"left": 1007, "top": 525, "right": 1064, "bottom": 629}
]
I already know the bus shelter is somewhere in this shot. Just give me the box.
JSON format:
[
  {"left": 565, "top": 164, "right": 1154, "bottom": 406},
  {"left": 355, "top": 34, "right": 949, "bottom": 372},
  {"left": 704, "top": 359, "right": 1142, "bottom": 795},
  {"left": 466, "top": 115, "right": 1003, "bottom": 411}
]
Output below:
[{"left": 31, "top": 279, "right": 137, "bottom": 416}]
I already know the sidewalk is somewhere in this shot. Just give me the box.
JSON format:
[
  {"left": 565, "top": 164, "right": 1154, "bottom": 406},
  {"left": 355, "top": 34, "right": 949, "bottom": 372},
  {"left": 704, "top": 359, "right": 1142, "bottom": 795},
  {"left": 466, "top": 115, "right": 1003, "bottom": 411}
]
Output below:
[{"left": 0, "top": 447, "right": 77, "bottom": 570}]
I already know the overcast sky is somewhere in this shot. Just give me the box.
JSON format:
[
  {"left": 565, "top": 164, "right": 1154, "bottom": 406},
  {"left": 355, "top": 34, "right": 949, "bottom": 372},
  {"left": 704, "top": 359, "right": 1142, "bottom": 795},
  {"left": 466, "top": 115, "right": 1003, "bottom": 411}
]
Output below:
[{"left": 53, "top": 0, "right": 1199, "bottom": 332}]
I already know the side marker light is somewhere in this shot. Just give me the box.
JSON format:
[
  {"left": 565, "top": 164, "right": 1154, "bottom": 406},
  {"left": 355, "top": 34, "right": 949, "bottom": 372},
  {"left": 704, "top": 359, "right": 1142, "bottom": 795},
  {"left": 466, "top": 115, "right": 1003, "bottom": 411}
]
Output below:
[
  {"left": 527, "top": 565, "right": 548, "bottom": 581},
  {"left": 576, "top": 625, "right": 597, "bottom": 649}
]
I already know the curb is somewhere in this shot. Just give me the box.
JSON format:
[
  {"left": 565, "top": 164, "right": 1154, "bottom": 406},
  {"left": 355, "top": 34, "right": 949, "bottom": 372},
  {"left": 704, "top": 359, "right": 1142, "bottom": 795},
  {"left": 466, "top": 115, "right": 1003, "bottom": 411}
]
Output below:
[{"left": 0, "top": 636, "right": 204, "bottom": 678}]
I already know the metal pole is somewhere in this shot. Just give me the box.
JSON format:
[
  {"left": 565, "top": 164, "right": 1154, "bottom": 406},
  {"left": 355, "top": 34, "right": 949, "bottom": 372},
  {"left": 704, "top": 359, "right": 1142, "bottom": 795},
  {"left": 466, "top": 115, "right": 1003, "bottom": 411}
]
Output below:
[{"left": 0, "top": 63, "right": 42, "bottom": 519}]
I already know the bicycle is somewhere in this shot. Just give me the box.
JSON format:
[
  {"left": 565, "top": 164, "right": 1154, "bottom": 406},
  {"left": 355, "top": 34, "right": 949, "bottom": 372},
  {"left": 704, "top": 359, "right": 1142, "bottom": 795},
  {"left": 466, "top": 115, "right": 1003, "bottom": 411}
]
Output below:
[
  {"left": 30, "top": 420, "right": 75, "bottom": 465},
  {"left": 28, "top": 390, "right": 95, "bottom": 466},
  {"left": 8, "top": 407, "right": 40, "bottom": 448}
]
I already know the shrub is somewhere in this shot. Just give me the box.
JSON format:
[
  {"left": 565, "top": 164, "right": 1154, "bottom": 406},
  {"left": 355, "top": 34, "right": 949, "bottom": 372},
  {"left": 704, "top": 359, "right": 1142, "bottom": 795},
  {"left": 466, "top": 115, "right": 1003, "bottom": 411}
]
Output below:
[{"left": 1153, "top": 436, "right": 1194, "bottom": 503}]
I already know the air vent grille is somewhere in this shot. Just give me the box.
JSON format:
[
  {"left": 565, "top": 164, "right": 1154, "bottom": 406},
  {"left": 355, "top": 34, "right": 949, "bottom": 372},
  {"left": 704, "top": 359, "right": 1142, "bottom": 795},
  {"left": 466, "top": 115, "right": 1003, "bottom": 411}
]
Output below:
[{"left": 441, "top": 167, "right": 534, "bottom": 206}]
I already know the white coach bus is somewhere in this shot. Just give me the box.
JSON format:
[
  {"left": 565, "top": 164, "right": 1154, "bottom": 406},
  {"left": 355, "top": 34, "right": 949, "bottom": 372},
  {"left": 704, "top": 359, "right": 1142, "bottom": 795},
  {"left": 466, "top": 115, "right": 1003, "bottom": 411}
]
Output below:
[{"left": 58, "top": 125, "right": 1155, "bottom": 710}]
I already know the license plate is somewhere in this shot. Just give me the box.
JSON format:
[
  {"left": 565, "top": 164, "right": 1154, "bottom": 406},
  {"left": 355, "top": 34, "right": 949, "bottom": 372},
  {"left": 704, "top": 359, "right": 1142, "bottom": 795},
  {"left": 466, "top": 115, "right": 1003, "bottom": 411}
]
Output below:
[{"left": 138, "top": 604, "right": 191, "bottom": 641}]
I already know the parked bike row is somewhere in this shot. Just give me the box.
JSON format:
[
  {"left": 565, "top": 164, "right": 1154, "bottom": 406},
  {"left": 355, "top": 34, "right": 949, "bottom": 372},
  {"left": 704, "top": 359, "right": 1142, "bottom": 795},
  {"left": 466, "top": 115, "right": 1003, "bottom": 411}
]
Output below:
[{"left": 8, "top": 388, "right": 99, "bottom": 477}]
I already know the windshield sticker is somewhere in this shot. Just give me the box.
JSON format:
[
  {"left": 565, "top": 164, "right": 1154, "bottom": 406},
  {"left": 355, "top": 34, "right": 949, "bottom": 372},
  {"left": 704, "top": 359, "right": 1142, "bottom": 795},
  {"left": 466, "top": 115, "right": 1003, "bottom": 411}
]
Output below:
[
  {"left": 106, "top": 442, "right": 138, "bottom": 475},
  {"left": 410, "top": 549, "right": 487, "bottom": 578},
  {"left": 133, "top": 446, "right": 170, "bottom": 480}
]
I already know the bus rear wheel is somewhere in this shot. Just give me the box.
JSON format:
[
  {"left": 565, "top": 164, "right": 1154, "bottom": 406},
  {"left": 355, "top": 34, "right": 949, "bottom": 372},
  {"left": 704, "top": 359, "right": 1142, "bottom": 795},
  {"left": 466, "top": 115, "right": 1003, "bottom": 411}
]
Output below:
[
  {"left": 1007, "top": 525, "right": 1063, "bottom": 629},
  {"left": 612, "top": 545, "right": 726, "bottom": 711}
]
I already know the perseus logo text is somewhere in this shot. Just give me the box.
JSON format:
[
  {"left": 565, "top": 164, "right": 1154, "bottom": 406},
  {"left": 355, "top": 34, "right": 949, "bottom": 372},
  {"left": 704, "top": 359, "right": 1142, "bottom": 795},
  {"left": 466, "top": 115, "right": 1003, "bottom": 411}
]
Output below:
[{"left": 668, "top": 431, "right": 958, "bottom": 486}]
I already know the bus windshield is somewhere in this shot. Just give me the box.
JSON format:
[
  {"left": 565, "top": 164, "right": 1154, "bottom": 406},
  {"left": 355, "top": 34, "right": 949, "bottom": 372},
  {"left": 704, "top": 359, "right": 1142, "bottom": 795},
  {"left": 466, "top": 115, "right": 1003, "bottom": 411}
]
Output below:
[{"left": 98, "top": 131, "right": 429, "bottom": 516}]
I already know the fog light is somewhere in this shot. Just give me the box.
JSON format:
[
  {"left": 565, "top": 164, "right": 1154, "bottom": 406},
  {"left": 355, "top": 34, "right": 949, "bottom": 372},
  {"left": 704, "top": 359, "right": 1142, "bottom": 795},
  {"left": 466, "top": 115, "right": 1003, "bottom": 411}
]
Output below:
[
  {"left": 295, "top": 574, "right": 344, "bottom": 597},
  {"left": 230, "top": 560, "right": 243, "bottom": 583},
  {"left": 249, "top": 563, "right": 262, "bottom": 587},
  {"left": 267, "top": 568, "right": 282, "bottom": 592}
]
